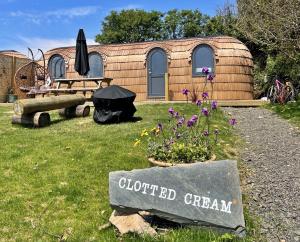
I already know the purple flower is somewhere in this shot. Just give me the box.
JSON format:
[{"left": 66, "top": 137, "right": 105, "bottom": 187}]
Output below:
[
  {"left": 196, "top": 100, "right": 202, "bottom": 107},
  {"left": 157, "top": 123, "right": 163, "bottom": 131},
  {"left": 168, "top": 107, "right": 175, "bottom": 115},
  {"left": 201, "top": 108, "right": 209, "bottom": 116},
  {"left": 214, "top": 129, "right": 219, "bottom": 135},
  {"left": 174, "top": 112, "right": 179, "bottom": 118},
  {"left": 182, "top": 88, "right": 189, "bottom": 95},
  {"left": 177, "top": 117, "right": 185, "bottom": 127},
  {"left": 229, "top": 118, "right": 237, "bottom": 126},
  {"left": 191, "top": 115, "right": 198, "bottom": 122},
  {"left": 202, "top": 67, "right": 209, "bottom": 74},
  {"left": 211, "top": 100, "right": 218, "bottom": 110},
  {"left": 207, "top": 74, "right": 214, "bottom": 81},
  {"left": 187, "top": 119, "right": 194, "bottom": 127},
  {"left": 202, "top": 92, "right": 209, "bottom": 99},
  {"left": 203, "top": 130, "right": 209, "bottom": 136},
  {"left": 187, "top": 115, "right": 198, "bottom": 127}
]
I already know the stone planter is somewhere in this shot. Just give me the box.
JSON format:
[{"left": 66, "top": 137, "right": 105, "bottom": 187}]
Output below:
[{"left": 148, "top": 154, "right": 216, "bottom": 167}]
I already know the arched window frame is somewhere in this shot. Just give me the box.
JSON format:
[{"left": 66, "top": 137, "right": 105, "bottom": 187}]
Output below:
[
  {"left": 87, "top": 52, "right": 104, "bottom": 78},
  {"left": 146, "top": 47, "right": 168, "bottom": 69},
  {"left": 144, "top": 45, "right": 171, "bottom": 67},
  {"left": 48, "top": 54, "right": 65, "bottom": 79},
  {"left": 192, "top": 44, "right": 215, "bottom": 77}
]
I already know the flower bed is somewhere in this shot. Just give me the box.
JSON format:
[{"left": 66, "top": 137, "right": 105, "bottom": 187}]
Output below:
[{"left": 135, "top": 67, "right": 236, "bottom": 164}]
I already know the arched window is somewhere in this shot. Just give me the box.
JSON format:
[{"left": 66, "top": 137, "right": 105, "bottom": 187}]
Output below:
[
  {"left": 192, "top": 45, "right": 215, "bottom": 77},
  {"left": 48, "top": 54, "right": 65, "bottom": 79},
  {"left": 87, "top": 52, "right": 103, "bottom": 77}
]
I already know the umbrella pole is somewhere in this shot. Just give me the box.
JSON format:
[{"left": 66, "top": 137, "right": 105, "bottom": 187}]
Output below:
[{"left": 83, "top": 75, "right": 86, "bottom": 96}]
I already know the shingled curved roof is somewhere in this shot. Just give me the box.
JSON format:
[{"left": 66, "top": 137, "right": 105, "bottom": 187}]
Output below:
[
  {"left": 46, "top": 36, "right": 252, "bottom": 60},
  {"left": 0, "top": 50, "right": 29, "bottom": 59},
  {"left": 44, "top": 36, "right": 253, "bottom": 101}
]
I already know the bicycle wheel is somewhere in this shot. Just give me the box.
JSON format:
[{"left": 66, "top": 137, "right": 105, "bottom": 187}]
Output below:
[
  {"left": 284, "top": 83, "right": 296, "bottom": 102},
  {"left": 267, "top": 86, "right": 277, "bottom": 103}
]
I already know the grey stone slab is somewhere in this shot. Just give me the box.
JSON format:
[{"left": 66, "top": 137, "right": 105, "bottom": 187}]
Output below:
[{"left": 109, "top": 160, "right": 245, "bottom": 235}]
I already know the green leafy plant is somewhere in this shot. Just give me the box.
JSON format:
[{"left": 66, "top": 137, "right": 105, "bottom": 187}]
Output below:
[{"left": 135, "top": 67, "right": 236, "bottom": 163}]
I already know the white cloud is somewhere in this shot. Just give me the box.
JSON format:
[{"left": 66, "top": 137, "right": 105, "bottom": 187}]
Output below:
[
  {"left": 10, "top": 6, "right": 101, "bottom": 24},
  {"left": 45, "top": 6, "right": 100, "bottom": 18},
  {"left": 121, "top": 4, "right": 143, "bottom": 10},
  {"left": 11, "top": 36, "right": 97, "bottom": 56},
  {"left": 109, "top": 4, "right": 143, "bottom": 12}
]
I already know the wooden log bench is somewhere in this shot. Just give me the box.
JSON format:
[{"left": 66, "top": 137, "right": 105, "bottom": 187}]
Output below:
[{"left": 12, "top": 95, "right": 90, "bottom": 127}]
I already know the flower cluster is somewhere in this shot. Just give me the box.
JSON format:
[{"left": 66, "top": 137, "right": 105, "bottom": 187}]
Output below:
[
  {"left": 202, "top": 66, "right": 215, "bottom": 82},
  {"left": 135, "top": 66, "right": 237, "bottom": 164},
  {"left": 182, "top": 88, "right": 190, "bottom": 103},
  {"left": 229, "top": 118, "right": 237, "bottom": 126},
  {"left": 202, "top": 92, "right": 209, "bottom": 99},
  {"left": 182, "top": 88, "right": 189, "bottom": 96},
  {"left": 187, "top": 115, "right": 198, "bottom": 127}
]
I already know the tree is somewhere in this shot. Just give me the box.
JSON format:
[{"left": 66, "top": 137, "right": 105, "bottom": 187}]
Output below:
[
  {"left": 96, "top": 9, "right": 212, "bottom": 44},
  {"left": 163, "top": 10, "right": 210, "bottom": 39},
  {"left": 205, "top": 2, "right": 239, "bottom": 37},
  {"left": 237, "top": 0, "right": 300, "bottom": 60},
  {"left": 163, "top": 9, "right": 182, "bottom": 39},
  {"left": 95, "top": 10, "right": 164, "bottom": 44},
  {"left": 180, "top": 10, "right": 210, "bottom": 37}
]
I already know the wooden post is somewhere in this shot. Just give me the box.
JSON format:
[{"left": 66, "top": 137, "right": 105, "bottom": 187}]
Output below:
[
  {"left": 11, "top": 55, "right": 16, "bottom": 92},
  {"left": 58, "top": 104, "right": 90, "bottom": 118},
  {"left": 12, "top": 112, "right": 50, "bottom": 127},
  {"left": 164, "top": 73, "right": 169, "bottom": 101}
]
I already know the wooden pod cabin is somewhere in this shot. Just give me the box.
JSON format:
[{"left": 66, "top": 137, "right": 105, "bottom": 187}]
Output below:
[{"left": 44, "top": 36, "right": 253, "bottom": 101}]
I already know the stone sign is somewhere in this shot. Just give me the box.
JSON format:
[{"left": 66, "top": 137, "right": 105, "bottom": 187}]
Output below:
[{"left": 109, "top": 160, "right": 245, "bottom": 235}]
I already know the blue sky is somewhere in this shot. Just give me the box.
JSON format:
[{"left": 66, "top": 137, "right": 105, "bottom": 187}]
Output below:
[{"left": 0, "top": 0, "right": 235, "bottom": 55}]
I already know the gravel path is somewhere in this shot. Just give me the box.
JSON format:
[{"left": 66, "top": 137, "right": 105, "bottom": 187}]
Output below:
[{"left": 223, "top": 107, "right": 300, "bottom": 242}]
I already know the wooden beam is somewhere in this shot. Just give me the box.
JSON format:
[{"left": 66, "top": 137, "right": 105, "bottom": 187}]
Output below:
[
  {"left": 165, "top": 73, "right": 169, "bottom": 101},
  {"left": 13, "top": 94, "right": 86, "bottom": 115}
]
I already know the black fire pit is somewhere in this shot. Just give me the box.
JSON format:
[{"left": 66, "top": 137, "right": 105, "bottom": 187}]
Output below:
[{"left": 92, "top": 85, "right": 136, "bottom": 124}]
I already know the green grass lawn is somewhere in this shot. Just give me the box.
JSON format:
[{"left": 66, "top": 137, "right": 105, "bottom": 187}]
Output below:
[
  {"left": 0, "top": 104, "right": 261, "bottom": 241},
  {"left": 267, "top": 100, "right": 300, "bottom": 127}
]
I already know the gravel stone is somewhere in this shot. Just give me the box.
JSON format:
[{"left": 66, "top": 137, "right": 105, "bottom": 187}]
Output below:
[{"left": 223, "top": 107, "right": 300, "bottom": 242}]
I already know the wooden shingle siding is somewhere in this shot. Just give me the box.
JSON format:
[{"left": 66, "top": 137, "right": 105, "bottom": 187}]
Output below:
[
  {"left": 43, "top": 36, "right": 254, "bottom": 101},
  {"left": 0, "top": 53, "right": 30, "bottom": 101}
]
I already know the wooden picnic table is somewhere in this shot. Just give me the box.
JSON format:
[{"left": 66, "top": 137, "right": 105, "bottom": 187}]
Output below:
[
  {"left": 54, "top": 77, "right": 113, "bottom": 89},
  {"left": 23, "top": 77, "right": 113, "bottom": 97}
]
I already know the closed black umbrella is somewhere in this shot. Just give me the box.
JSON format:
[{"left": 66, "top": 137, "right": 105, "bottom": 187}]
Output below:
[{"left": 75, "top": 29, "right": 90, "bottom": 76}]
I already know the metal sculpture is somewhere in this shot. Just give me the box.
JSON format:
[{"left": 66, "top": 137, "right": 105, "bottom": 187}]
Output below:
[{"left": 14, "top": 48, "right": 49, "bottom": 95}]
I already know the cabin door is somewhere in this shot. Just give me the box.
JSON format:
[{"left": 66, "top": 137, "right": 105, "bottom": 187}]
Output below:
[{"left": 147, "top": 48, "right": 167, "bottom": 97}]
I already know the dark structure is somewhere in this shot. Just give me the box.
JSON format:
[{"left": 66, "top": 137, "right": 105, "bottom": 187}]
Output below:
[{"left": 92, "top": 85, "right": 136, "bottom": 124}]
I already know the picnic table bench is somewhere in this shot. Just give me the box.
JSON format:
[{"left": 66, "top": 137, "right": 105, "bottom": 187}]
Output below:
[
  {"left": 24, "top": 77, "right": 113, "bottom": 97},
  {"left": 54, "top": 77, "right": 112, "bottom": 90}
]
